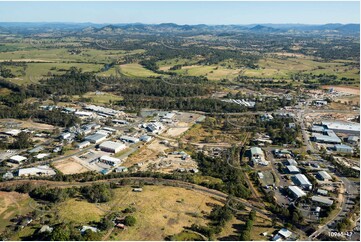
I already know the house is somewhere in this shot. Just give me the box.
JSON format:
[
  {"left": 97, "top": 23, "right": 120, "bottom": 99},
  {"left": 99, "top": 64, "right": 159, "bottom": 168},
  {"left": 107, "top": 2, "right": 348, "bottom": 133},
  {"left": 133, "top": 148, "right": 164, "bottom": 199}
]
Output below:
[
  {"left": 99, "top": 141, "right": 126, "bottom": 153},
  {"left": 60, "top": 132, "right": 72, "bottom": 140},
  {"left": 9, "top": 155, "right": 27, "bottom": 164},
  {"left": 260, "top": 113, "right": 273, "bottom": 122},
  {"left": 80, "top": 226, "right": 98, "bottom": 234},
  {"left": 132, "top": 188, "right": 143, "bottom": 192},
  {"left": 28, "top": 146, "right": 44, "bottom": 154},
  {"left": 274, "top": 149, "right": 293, "bottom": 158},
  {"left": 39, "top": 225, "right": 53, "bottom": 233},
  {"left": 288, "top": 123, "right": 296, "bottom": 129},
  {"left": 316, "top": 171, "right": 332, "bottom": 181},
  {"left": 311, "top": 196, "right": 334, "bottom": 206},
  {"left": 272, "top": 228, "right": 293, "bottom": 241},
  {"left": 292, "top": 174, "right": 312, "bottom": 190},
  {"left": 314, "top": 100, "right": 328, "bottom": 106},
  {"left": 35, "top": 153, "right": 50, "bottom": 160},
  {"left": 288, "top": 186, "right": 306, "bottom": 199},
  {"left": 2, "top": 171, "right": 14, "bottom": 180}
]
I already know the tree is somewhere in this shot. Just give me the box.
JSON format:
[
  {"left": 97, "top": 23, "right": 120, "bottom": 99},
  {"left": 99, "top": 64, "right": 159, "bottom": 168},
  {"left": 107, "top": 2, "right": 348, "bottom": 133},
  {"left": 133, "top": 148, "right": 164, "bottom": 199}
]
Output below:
[
  {"left": 10, "top": 131, "right": 32, "bottom": 149},
  {"left": 124, "top": 216, "right": 136, "bottom": 226}
]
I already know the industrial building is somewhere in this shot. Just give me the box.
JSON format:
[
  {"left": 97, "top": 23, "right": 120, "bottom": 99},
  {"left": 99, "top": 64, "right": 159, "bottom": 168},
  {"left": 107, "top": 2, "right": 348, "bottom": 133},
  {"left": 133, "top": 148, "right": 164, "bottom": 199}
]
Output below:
[
  {"left": 17, "top": 165, "right": 56, "bottom": 177},
  {"left": 286, "top": 159, "right": 298, "bottom": 166},
  {"left": 321, "top": 120, "right": 360, "bottom": 135},
  {"left": 249, "top": 147, "right": 269, "bottom": 166},
  {"left": 99, "top": 156, "right": 121, "bottom": 166},
  {"left": 120, "top": 135, "right": 140, "bottom": 144},
  {"left": 311, "top": 196, "right": 334, "bottom": 206},
  {"left": 84, "top": 105, "right": 124, "bottom": 117},
  {"left": 292, "top": 174, "right": 312, "bottom": 190},
  {"left": 85, "top": 133, "right": 107, "bottom": 144},
  {"left": 317, "top": 171, "right": 332, "bottom": 181},
  {"left": 139, "top": 135, "right": 152, "bottom": 142},
  {"left": 317, "top": 189, "right": 328, "bottom": 196},
  {"left": 333, "top": 144, "right": 353, "bottom": 154},
  {"left": 77, "top": 141, "right": 91, "bottom": 149},
  {"left": 288, "top": 186, "right": 306, "bottom": 199},
  {"left": 9, "top": 155, "right": 27, "bottom": 164},
  {"left": 286, "top": 165, "right": 300, "bottom": 174},
  {"left": 115, "top": 166, "right": 128, "bottom": 172},
  {"left": 99, "top": 141, "right": 126, "bottom": 153},
  {"left": 112, "top": 119, "right": 129, "bottom": 125},
  {"left": 311, "top": 130, "right": 341, "bottom": 144},
  {"left": 145, "top": 122, "right": 163, "bottom": 133},
  {"left": 347, "top": 136, "right": 359, "bottom": 144},
  {"left": 28, "top": 146, "right": 44, "bottom": 154}
]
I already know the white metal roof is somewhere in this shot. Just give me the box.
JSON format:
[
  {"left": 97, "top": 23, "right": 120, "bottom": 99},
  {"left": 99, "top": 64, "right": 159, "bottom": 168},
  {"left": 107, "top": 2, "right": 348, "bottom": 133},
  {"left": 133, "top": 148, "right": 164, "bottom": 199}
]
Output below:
[
  {"left": 10, "top": 155, "right": 27, "bottom": 162},
  {"left": 288, "top": 186, "right": 306, "bottom": 198},
  {"left": 311, "top": 195, "right": 333, "bottom": 205},
  {"left": 99, "top": 141, "right": 126, "bottom": 150},
  {"left": 317, "top": 171, "right": 332, "bottom": 180},
  {"left": 322, "top": 120, "right": 360, "bottom": 132},
  {"left": 286, "top": 165, "right": 300, "bottom": 173},
  {"left": 18, "top": 165, "right": 56, "bottom": 176},
  {"left": 294, "top": 174, "right": 312, "bottom": 186},
  {"left": 100, "top": 155, "right": 121, "bottom": 163}
]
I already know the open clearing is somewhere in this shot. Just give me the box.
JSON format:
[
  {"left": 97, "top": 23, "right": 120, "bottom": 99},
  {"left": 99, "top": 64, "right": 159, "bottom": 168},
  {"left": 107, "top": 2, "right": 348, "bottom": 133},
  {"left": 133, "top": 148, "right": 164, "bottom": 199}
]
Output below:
[
  {"left": 119, "top": 63, "right": 161, "bottom": 77},
  {"left": 321, "top": 85, "right": 360, "bottom": 95},
  {"left": 57, "top": 199, "right": 105, "bottom": 223},
  {"left": 0, "top": 192, "right": 35, "bottom": 233},
  {"left": 103, "top": 185, "right": 224, "bottom": 241},
  {"left": 53, "top": 156, "right": 91, "bottom": 175}
]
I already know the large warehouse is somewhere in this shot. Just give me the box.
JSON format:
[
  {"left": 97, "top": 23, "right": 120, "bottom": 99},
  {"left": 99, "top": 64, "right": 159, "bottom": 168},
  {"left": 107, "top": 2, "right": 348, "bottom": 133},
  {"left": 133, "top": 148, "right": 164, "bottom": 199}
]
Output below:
[
  {"left": 288, "top": 186, "right": 306, "bottom": 199},
  {"left": 292, "top": 174, "right": 312, "bottom": 190},
  {"left": 85, "top": 133, "right": 107, "bottom": 144},
  {"left": 99, "top": 141, "right": 126, "bottom": 153},
  {"left": 321, "top": 120, "right": 360, "bottom": 135}
]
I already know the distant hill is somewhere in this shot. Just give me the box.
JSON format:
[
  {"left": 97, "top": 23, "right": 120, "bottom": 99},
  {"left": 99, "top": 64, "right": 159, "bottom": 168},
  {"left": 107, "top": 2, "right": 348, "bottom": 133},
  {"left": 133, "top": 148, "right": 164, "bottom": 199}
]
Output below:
[{"left": 0, "top": 22, "right": 358, "bottom": 36}]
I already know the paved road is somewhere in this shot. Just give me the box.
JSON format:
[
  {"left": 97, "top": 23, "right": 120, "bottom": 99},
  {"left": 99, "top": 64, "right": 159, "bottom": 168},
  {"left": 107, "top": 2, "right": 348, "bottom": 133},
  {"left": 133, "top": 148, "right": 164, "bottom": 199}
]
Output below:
[{"left": 309, "top": 176, "right": 358, "bottom": 240}]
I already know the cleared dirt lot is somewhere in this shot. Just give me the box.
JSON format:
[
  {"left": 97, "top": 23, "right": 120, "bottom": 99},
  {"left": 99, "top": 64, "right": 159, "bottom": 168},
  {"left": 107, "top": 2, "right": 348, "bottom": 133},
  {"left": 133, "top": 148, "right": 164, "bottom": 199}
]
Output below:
[
  {"left": 53, "top": 156, "right": 91, "bottom": 174},
  {"left": 0, "top": 191, "right": 34, "bottom": 233},
  {"left": 0, "top": 118, "right": 56, "bottom": 131},
  {"left": 322, "top": 85, "right": 360, "bottom": 95}
]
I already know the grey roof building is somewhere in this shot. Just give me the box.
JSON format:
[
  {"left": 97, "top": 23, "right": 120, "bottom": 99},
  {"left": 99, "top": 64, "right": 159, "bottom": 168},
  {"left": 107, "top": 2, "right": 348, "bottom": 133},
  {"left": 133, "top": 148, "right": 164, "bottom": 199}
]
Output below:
[
  {"left": 292, "top": 174, "right": 312, "bottom": 190},
  {"left": 311, "top": 196, "right": 334, "bottom": 206},
  {"left": 317, "top": 171, "right": 332, "bottom": 181},
  {"left": 288, "top": 186, "right": 306, "bottom": 199}
]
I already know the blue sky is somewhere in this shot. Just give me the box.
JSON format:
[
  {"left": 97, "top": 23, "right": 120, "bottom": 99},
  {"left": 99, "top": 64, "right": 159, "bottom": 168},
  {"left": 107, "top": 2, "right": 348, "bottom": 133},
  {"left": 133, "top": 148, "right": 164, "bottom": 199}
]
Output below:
[{"left": 0, "top": 1, "right": 359, "bottom": 25}]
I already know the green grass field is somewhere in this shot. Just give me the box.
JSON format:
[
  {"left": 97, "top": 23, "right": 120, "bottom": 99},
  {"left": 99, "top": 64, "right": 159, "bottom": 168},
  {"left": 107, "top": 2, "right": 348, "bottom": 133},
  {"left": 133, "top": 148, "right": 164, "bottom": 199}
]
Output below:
[
  {"left": 119, "top": 63, "right": 161, "bottom": 77},
  {"left": 72, "top": 91, "right": 123, "bottom": 104},
  {"left": 6, "top": 62, "right": 103, "bottom": 85},
  {"left": 57, "top": 199, "right": 105, "bottom": 223}
]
